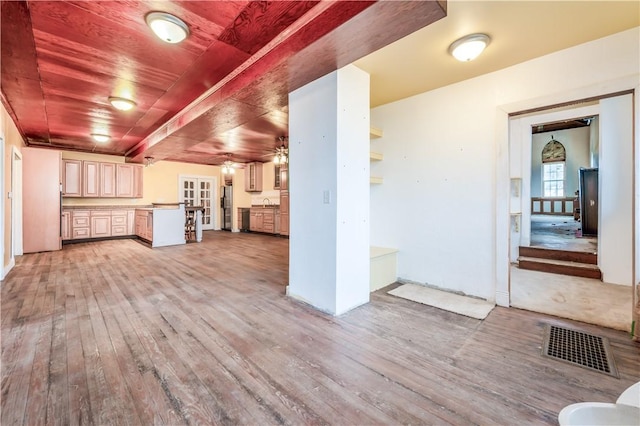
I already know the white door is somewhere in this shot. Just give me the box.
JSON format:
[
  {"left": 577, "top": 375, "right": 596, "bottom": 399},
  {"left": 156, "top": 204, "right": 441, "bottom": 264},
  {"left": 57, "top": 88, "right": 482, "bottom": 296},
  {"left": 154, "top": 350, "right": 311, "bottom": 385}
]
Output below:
[{"left": 179, "top": 176, "right": 216, "bottom": 230}]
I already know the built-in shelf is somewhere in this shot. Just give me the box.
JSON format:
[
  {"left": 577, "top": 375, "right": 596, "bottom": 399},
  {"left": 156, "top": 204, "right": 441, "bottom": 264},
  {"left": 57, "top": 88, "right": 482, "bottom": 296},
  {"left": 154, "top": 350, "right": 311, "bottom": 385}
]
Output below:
[
  {"left": 369, "top": 127, "right": 383, "bottom": 139},
  {"left": 370, "top": 127, "right": 383, "bottom": 184},
  {"left": 369, "top": 151, "right": 383, "bottom": 161}
]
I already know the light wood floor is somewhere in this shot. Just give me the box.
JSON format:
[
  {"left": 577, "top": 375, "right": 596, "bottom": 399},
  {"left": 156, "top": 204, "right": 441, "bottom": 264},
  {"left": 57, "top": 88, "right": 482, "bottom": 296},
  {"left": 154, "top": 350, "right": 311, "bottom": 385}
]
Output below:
[{"left": 2, "top": 232, "right": 639, "bottom": 425}]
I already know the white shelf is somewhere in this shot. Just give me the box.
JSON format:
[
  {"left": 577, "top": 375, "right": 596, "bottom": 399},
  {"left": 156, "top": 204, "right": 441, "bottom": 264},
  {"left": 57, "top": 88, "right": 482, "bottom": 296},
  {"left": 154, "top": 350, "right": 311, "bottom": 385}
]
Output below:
[
  {"left": 369, "top": 151, "right": 383, "bottom": 161},
  {"left": 369, "top": 127, "right": 383, "bottom": 139}
]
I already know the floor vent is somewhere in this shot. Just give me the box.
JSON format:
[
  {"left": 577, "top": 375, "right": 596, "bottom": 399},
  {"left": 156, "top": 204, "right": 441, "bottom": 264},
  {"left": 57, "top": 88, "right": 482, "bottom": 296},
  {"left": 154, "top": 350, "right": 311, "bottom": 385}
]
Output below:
[{"left": 542, "top": 325, "right": 618, "bottom": 377}]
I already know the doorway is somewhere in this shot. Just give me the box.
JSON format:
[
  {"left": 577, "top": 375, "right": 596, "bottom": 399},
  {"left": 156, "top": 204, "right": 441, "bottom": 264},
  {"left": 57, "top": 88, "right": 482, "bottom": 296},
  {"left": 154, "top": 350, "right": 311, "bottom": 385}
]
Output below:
[
  {"left": 507, "top": 94, "right": 634, "bottom": 331},
  {"left": 178, "top": 175, "right": 217, "bottom": 230},
  {"left": 528, "top": 117, "right": 598, "bottom": 254}
]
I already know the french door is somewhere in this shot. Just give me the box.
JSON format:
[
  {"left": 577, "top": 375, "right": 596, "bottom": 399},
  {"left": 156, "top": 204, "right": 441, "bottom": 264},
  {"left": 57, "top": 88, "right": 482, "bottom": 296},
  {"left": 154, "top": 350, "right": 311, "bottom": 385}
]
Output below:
[{"left": 179, "top": 176, "right": 216, "bottom": 230}]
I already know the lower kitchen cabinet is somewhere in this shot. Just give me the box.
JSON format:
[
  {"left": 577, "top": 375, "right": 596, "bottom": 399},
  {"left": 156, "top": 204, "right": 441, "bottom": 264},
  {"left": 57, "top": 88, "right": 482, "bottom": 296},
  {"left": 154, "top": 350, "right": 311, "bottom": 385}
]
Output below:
[
  {"left": 61, "top": 211, "right": 71, "bottom": 240},
  {"left": 90, "top": 211, "right": 111, "bottom": 238},
  {"left": 63, "top": 208, "right": 135, "bottom": 241},
  {"left": 249, "top": 207, "right": 281, "bottom": 234}
]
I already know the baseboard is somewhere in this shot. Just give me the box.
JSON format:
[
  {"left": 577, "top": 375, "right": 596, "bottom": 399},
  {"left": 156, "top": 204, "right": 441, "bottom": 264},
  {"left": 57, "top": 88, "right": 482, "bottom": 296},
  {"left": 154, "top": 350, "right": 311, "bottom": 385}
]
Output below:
[
  {"left": 495, "top": 290, "right": 510, "bottom": 307},
  {"left": 232, "top": 228, "right": 240, "bottom": 233},
  {"left": 2, "top": 257, "right": 15, "bottom": 280}
]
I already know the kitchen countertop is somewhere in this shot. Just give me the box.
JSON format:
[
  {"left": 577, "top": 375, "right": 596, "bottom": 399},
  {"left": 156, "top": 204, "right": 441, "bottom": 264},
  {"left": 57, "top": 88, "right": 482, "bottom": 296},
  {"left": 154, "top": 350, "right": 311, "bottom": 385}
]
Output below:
[{"left": 62, "top": 204, "right": 151, "bottom": 210}]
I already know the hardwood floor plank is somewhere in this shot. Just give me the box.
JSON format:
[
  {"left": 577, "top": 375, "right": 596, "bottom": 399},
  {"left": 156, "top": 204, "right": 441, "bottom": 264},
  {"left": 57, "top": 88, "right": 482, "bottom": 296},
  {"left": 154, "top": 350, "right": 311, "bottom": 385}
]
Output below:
[{"left": 2, "top": 233, "right": 638, "bottom": 425}]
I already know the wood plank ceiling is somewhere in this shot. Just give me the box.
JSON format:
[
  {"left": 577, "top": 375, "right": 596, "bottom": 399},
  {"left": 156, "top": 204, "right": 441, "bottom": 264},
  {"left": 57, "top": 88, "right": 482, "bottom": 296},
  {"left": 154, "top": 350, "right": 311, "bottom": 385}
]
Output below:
[{"left": 1, "top": 1, "right": 447, "bottom": 166}]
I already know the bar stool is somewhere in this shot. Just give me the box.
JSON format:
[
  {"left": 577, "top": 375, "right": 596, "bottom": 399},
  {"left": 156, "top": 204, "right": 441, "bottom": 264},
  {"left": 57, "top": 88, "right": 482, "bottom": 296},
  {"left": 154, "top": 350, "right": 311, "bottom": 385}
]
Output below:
[{"left": 185, "top": 209, "right": 195, "bottom": 241}]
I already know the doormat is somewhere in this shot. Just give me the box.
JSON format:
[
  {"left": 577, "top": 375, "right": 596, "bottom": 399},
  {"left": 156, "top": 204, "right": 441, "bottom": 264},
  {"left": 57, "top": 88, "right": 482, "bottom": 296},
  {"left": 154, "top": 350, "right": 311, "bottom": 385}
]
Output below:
[
  {"left": 388, "top": 284, "right": 494, "bottom": 320},
  {"left": 542, "top": 324, "right": 618, "bottom": 377}
]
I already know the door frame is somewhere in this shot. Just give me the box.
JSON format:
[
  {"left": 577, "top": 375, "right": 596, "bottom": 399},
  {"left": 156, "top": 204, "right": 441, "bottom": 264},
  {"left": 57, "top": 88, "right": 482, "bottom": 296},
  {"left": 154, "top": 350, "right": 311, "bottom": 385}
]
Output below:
[
  {"left": 11, "top": 146, "right": 23, "bottom": 258},
  {"left": 494, "top": 77, "right": 638, "bottom": 313},
  {"left": 0, "top": 136, "right": 4, "bottom": 280},
  {"left": 508, "top": 104, "right": 600, "bottom": 261},
  {"left": 178, "top": 174, "right": 218, "bottom": 230}
]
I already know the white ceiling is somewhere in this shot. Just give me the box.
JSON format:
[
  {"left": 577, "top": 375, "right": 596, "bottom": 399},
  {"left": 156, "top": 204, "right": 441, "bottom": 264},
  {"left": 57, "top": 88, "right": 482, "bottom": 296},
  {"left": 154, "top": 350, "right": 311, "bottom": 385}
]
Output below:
[{"left": 355, "top": 0, "right": 640, "bottom": 107}]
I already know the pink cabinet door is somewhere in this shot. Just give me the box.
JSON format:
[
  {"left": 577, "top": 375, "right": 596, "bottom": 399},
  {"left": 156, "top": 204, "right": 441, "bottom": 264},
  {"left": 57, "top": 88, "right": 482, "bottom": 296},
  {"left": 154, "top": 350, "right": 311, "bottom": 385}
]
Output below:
[
  {"left": 62, "top": 159, "right": 82, "bottom": 197},
  {"left": 100, "top": 163, "right": 116, "bottom": 197},
  {"left": 83, "top": 161, "right": 99, "bottom": 197},
  {"left": 90, "top": 215, "right": 111, "bottom": 238},
  {"left": 116, "top": 164, "right": 134, "bottom": 197}
]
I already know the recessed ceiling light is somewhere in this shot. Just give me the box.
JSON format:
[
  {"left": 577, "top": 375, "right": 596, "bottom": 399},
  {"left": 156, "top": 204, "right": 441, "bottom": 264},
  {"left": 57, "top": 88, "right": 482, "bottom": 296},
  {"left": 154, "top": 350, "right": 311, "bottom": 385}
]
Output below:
[
  {"left": 449, "top": 33, "right": 491, "bottom": 62},
  {"left": 145, "top": 12, "right": 189, "bottom": 44},
  {"left": 108, "top": 96, "right": 136, "bottom": 111},
  {"left": 91, "top": 133, "right": 111, "bottom": 143}
]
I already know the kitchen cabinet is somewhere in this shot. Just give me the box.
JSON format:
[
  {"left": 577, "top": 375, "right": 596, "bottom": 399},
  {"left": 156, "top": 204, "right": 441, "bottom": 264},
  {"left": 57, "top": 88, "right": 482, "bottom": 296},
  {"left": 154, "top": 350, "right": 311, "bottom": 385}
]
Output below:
[
  {"left": 62, "top": 159, "right": 82, "bottom": 197},
  {"left": 61, "top": 211, "right": 71, "bottom": 240},
  {"left": 262, "top": 208, "right": 275, "bottom": 233},
  {"left": 90, "top": 211, "right": 111, "bottom": 238},
  {"left": 244, "top": 162, "right": 263, "bottom": 192},
  {"left": 249, "top": 207, "right": 280, "bottom": 234},
  {"left": 100, "top": 162, "right": 117, "bottom": 197},
  {"left": 62, "top": 160, "right": 143, "bottom": 199},
  {"left": 111, "top": 210, "right": 128, "bottom": 236},
  {"left": 71, "top": 210, "right": 90, "bottom": 239},
  {"left": 249, "top": 209, "right": 263, "bottom": 232},
  {"left": 279, "top": 191, "right": 289, "bottom": 236},
  {"left": 83, "top": 161, "right": 100, "bottom": 197},
  {"left": 116, "top": 164, "right": 135, "bottom": 197},
  {"left": 133, "top": 165, "right": 143, "bottom": 198},
  {"left": 135, "top": 209, "right": 153, "bottom": 241},
  {"left": 280, "top": 164, "right": 288, "bottom": 191},
  {"left": 64, "top": 208, "right": 135, "bottom": 241}
]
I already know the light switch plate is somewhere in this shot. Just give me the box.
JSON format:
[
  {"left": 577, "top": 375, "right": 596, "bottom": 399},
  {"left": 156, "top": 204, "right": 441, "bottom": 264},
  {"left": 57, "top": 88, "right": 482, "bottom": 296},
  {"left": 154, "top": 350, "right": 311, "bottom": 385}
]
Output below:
[{"left": 323, "top": 190, "right": 331, "bottom": 204}]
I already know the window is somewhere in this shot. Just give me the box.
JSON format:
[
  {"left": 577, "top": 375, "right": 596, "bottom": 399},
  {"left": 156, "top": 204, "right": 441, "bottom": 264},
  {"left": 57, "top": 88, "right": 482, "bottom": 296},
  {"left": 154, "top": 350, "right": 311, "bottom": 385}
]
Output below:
[{"left": 543, "top": 162, "right": 565, "bottom": 197}]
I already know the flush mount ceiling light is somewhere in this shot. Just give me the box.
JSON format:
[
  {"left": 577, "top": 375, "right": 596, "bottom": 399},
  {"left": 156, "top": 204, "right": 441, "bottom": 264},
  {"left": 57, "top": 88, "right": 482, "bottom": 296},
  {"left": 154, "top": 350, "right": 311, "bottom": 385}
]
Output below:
[
  {"left": 145, "top": 12, "right": 189, "bottom": 44},
  {"left": 91, "top": 133, "right": 110, "bottom": 143},
  {"left": 108, "top": 96, "right": 136, "bottom": 111},
  {"left": 449, "top": 33, "right": 491, "bottom": 62}
]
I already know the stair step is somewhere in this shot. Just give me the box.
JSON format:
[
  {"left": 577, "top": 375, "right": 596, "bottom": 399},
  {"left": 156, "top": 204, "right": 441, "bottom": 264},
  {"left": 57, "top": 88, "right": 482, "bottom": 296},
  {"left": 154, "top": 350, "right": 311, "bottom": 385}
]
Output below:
[
  {"left": 518, "top": 256, "right": 602, "bottom": 280},
  {"left": 518, "top": 246, "right": 597, "bottom": 265}
]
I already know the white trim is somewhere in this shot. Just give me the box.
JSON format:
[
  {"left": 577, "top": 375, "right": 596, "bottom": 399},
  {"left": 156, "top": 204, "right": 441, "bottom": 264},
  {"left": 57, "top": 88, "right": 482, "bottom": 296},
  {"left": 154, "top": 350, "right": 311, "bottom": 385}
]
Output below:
[
  {"left": 2, "top": 257, "right": 15, "bottom": 280},
  {"left": 496, "top": 75, "right": 638, "bottom": 306},
  {"left": 11, "top": 146, "right": 23, "bottom": 258},
  {"left": 0, "top": 136, "right": 4, "bottom": 280},
  {"left": 177, "top": 174, "right": 218, "bottom": 230}
]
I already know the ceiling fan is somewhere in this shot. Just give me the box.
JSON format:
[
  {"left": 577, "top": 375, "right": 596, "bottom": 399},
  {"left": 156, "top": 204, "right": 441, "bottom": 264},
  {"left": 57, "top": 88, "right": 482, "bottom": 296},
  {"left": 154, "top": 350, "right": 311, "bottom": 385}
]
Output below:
[{"left": 261, "top": 136, "right": 289, "bottom": 164}]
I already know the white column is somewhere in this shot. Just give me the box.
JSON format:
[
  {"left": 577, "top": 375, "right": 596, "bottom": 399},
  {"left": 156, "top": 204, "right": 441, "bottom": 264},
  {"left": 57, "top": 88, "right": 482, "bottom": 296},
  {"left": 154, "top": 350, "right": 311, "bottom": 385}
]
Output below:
[{"left": 288, "top": 65, "right": 370, "bottom": 315}]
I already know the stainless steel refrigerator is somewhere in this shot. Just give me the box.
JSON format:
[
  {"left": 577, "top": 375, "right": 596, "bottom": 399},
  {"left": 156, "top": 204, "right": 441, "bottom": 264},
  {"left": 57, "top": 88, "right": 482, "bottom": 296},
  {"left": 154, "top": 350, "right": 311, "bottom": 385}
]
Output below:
[{"left": 221, "top": 186, "right": 233, "bottom": 231}]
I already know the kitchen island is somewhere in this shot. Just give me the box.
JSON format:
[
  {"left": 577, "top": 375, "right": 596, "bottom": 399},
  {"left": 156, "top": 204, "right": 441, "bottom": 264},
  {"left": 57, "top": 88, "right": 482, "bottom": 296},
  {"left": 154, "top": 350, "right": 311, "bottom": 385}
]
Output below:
[{"left": 135, "top": 203, "right": 186, "bottom": 247}]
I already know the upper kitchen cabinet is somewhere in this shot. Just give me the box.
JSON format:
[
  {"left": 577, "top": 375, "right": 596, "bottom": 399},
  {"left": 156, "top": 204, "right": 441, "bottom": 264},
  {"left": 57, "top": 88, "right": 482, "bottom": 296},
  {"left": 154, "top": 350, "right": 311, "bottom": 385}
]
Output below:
[
  {"left": 116, "top": 164, "right": 135, "bottom": 197},
  {"left": 245, "top": 162, "right": 263, "bottom": 192},
  {"left": 61, "top": 159, "right": 143, "bottom": 199},
  {"left": 82, "top": 161, "right": 100, "bottom": 197},
  {"left": 133, "top": 165, "right": 143, "bottom": 198},
  {"left": 115, "top": 164, "right": 144, "bottom": 198},
  {"left": 100, "top": 162, "right": 117, "bottom": 197},
  {"left": 62, "top": 159, "right": 82, "bottom": 197}
]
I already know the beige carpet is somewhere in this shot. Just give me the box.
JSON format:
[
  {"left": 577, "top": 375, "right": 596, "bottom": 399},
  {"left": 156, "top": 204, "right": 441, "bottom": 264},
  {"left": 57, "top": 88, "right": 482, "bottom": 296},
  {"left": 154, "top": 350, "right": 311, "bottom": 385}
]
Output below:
[
  {"left": 388, "top": 284, "right": 495, "bottom": 320},
  {"left": 510, "top": 266, "right": 631, "bottom": 331}
]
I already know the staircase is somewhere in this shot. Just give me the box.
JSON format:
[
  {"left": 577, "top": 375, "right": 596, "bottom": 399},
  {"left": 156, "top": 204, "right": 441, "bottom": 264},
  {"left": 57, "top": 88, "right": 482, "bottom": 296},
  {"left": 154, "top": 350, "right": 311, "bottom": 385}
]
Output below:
[{"left": 518, "top": 246, "right": 601, "bottom": 280}]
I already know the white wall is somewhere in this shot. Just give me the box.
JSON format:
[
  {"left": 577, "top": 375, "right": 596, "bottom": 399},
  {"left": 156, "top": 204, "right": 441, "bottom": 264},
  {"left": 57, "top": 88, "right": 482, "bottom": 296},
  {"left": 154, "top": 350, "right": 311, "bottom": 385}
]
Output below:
[
  {"left": 530, "top": 128, "right": 591, "bottom": 198},
  {"left": 599, "top": 94, "right": 633, "bottom": 286},
  {"left": 289, "top": 65, "right": 370, "bottom": 315},
  {"left": 370, "top": 27, "right": 639, "bottom": 300}
]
